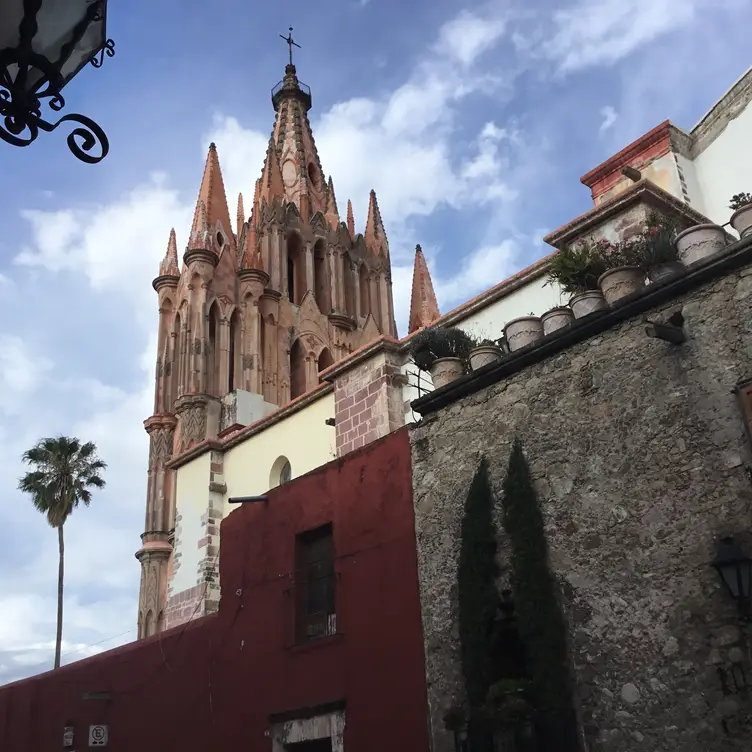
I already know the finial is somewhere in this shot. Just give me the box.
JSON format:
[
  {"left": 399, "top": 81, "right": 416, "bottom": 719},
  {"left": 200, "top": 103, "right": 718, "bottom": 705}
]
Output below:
[
  {"left": 279, "top": 26, "right": 301, "bottom": 67},
  {"left": 209, "top": 142, "right": 216, "bottom": 151}
]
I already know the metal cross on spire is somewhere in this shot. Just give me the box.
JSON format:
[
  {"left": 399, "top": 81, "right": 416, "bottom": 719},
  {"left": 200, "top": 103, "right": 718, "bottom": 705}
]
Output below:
[{"left": 280, "top": 26, "right": 301, "bottom": 66}]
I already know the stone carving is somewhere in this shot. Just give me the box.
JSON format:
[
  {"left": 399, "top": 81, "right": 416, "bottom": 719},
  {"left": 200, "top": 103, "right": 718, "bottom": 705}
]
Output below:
[
  {"left": 193, "top": 338, "right": 202, "bottom": 354},
  {"left": 243, "top": 354, "right": 255, "bottom": 370},
  {"left": 178, "top": 403, "right": 207, "bottom": 450},
  {"left": 148, "top": 427, "right": 175, "bottom": 470}
]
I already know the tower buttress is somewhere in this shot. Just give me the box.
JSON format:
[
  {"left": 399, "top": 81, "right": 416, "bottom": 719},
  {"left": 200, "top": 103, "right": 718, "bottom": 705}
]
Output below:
[{"left": 408, "top": 244, "right": 440, "bottom": 333}]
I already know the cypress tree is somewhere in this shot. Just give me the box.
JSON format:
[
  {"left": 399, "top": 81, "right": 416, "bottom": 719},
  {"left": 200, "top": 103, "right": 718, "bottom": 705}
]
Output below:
[
  {"left": 501, "top": 438, "right": 580, "bottom": 751},
  {"left": 457, "top": 457, "right": 498, "bottom": 749}
]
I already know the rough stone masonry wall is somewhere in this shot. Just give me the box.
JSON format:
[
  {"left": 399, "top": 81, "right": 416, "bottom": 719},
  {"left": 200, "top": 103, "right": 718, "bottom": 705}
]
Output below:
[
  {"left": 333, "top": 349, "right": 405, "bottom": 456},
  {"left": 411, "top": 266, "right": 752, "bottom": 752}
]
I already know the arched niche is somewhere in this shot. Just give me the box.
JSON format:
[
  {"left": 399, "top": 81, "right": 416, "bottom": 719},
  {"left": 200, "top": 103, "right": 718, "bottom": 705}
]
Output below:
[
  {"left": 290, "top": 338, "right": 307, "bottom": 400},
  {"left": 343, "top": 254, "right": 356, "bottom": 317},
  {"left": 269, "top": 455, "right": 292, "bottom": 489},
  {"left": 287, "top": 232, "right": 306, "bottom": 305},
  {"left": 358, "top": 264, "right": 370, "bottom": 318},
  {"left": 313, "top": 239, "right": 329, "bottom": 313},
  {"left": 229, "top": 308, "right": 241, "bottom": 392},
  {"left": 318, "top": 347, "right": 334, "bottom": 373},
  {"left": 207, "top": 300, "right": 221, "bottom": 396}
]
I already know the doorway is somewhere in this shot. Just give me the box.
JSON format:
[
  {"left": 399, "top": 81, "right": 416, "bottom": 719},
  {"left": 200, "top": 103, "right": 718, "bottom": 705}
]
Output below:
[{"left": 286, "top": 740, "right": 332, "bottom": 752}]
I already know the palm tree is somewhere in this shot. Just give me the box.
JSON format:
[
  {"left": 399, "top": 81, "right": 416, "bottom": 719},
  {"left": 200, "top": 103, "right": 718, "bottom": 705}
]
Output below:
[{"left": 18, "top": 436, "right": 107, "bottom": 669}]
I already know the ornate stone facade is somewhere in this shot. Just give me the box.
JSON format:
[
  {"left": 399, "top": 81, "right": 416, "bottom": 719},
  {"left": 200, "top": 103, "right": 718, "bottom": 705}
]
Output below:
[
  {"left": 136, "top": 60, "right": 398, "bottom": 636},
  {"left": 410, "top": 243, "right": 752, "bottom": 751}
]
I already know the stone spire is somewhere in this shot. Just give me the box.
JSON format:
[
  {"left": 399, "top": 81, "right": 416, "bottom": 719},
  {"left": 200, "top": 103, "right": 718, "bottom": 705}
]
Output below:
[
  {"left": 325, "top": 176, "right": 340, "bottom": 228},
  {"left": 364, "top": 189, "right": 389, "bottom": 256},
  {"left": 159, "top": 228, "right": 180, "bottom": 278},
  {"left": 346, "top": 199, "right": 355, "bottom": 237},
  {"left": 408, "top": 244, "right": 440, "bottom": 334},
  {"left": 266, "top": 59, "right": 327, "bottom": 218},
  {"left": 189, "top": 143, "right": 235, "bottom": 252},
  {"left": 236, "top": 193, "right": 245, "bottom": 240},
  {"left": 258, "top": 136, "right": 285, "bottom": 206}
]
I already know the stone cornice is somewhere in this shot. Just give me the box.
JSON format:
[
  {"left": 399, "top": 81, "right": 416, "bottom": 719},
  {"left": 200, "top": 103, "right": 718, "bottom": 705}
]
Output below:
[
  {"left": 543, "top": 180, "right": 711, "bottom": 250},
  {"left": 412, "top": 233, "right": 752, "bottom": 418},
  {"left": 580, "top": 121, "right": 671, "bottom": 188},
  {"left": 183, "top": 247, "right": 219, "bottom": 268},
  {"left": 152, "top": 274, "right": 180, "bottom": 293},
  {"left": 238, "top": 267, "right": 270, "bottom": 286},
  {"left": 144, "top": 413, "right": 177, "bottom": 433},
  {"left": 319, "top": 336, "right": 401, "bottom": 381}
]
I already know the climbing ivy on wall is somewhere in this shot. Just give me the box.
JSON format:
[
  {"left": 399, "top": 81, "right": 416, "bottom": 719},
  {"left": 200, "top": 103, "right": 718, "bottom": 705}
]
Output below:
[
  {"left": 457, "top": 457, "right": 499, "bottom": 750},
  {"left": 501, "top": 438, "right": 580, "bottom": 751}
]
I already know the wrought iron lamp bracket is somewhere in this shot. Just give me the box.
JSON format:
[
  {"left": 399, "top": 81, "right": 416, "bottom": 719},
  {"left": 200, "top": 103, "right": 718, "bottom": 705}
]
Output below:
[{"left": 0, "top": 0, "right": 115, "bottom": 163}]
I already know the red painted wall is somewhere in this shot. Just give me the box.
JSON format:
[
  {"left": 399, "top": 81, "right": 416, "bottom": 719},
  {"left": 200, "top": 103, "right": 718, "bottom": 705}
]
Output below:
[{"left": 0, "top": 428, "right": 429, "bottom": 752}]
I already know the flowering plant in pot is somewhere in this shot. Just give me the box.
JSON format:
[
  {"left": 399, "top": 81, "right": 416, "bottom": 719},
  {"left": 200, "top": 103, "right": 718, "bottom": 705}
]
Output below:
[
  {"left": 634, "top": 212, "right": 684, "bottom": 283},
  {"left": 408, "top": 326, "right": 474, "bottom": 389},
  {"left": 730, "top": 192, "right": 752, "bottom": 239},
  {"left": 592, "top": 237, "right": 646, "bottom": 305},
  {"left": 468, "top": 334, "right": 504, "bottom": 371},
  {"left": 546, "top": 240, "right": 608, "bottom": 319}
]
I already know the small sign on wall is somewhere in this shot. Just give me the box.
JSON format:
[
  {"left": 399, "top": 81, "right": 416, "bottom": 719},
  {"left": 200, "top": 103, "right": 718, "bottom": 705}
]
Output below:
[
  {"left": 89, "top": 725, "right": 109, "bottom": 747},
  {"left": 63, "top": 726, "right": 74, "bottom": 747}
]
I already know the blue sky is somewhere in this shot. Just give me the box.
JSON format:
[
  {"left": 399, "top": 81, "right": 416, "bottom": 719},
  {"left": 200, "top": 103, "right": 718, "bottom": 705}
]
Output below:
[{"left": 0, "top": 0, "right": 750, "bottom": 683}]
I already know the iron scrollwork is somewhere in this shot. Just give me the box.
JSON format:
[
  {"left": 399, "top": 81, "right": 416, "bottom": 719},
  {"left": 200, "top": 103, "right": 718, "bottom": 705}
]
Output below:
[{"left": 0, "top": 0, "right": 115, "bottom": 164}]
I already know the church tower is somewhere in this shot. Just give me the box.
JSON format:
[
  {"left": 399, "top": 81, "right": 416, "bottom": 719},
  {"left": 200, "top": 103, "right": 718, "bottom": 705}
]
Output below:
[{"left": 135, "top": 52, "right": 398, "bottom": 637}]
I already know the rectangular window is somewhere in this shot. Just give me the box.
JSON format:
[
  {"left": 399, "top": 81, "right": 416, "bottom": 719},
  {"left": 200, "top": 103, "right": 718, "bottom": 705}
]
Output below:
[{"left": 295, "top": 523, "right": 336, "bottom": 643}]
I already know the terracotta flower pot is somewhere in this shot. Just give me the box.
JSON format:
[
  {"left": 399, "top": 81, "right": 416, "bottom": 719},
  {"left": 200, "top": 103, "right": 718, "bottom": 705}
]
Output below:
[
  {"left": 675, "top": 224, "right": 727, "bottom": 266},
  {"left": 469, "top": 345, "right": 503, "bottom": 371},
  {"left": 647, "top": 261, "right": 684, "bottom": 284},
  {"left": 568, "top": 290, "right": 607, "bottom": 319},
  {"left": 504, "top": 316, "right": 543, "bottom": 352},
  {"left": 731, "top": 205, "right": 752, "bottom": 239},
  {"left": 541, "top": 307, "right": 574, "bottom": 335},
  {"left": 597, "top": 265, "right": 645, "bottom": 305},
  {"left": 429, "top": 357, "right": 464, "bottom": 389}
]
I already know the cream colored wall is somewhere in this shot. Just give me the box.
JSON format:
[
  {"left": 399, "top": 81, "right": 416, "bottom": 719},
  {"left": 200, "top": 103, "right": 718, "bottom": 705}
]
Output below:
[
  {"left": 401, "top": 274, "right": 564, "bottom": 420},
  {"left": 675, "top": 154, "right": 705, "bottom": 214},
  {"left": 694, "top": 101, "right": 752, "bottom": 233},
  {"left": 222, "top": 390, "right": 336, "bottom": 503},
  {"left": 172, "top": 451, "right": 211, "bottom": 594}
]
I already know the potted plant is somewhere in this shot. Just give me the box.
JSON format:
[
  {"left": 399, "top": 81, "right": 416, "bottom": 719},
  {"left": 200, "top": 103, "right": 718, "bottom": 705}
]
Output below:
[
  {"left": 674, "top": 219, "right": 727, "bottom": 266},
  {"left": 408, "top": 326, "right": 474, "bottom": 389},
  {"left": 483, "top": 679, "right": 536, "bottom": 751},
  {"left": 546, "top": 240, "right": 608, "bottom": 319},
  {"left": 541, "top": 306, "right": 574, "bottom": 335},
  {"left": 504, "top": 313, "right": 543, "bottom": 352},
  {"left": 469, "top": 336, "right": 504, "bottom": 371},
  {"left": 638, "top": 212, "right": 685, "bottom": 283},
  {"left": 730, "top": 192, "right": 752, "bottom": 239},
  {"left": 594, "top": 237, "right": 646, "bottom": 305}
]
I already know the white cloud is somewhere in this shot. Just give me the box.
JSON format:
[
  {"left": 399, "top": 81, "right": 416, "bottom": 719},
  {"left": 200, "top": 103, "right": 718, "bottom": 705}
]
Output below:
[
  {"left": 599, "top": 105, "right": 618, "bottom": 133},
  {"left": 547, "top": 0, "right": 705, "bottom": 72},
  {"left": 0, "top": 335, "right": 53, "bottom": 416}
]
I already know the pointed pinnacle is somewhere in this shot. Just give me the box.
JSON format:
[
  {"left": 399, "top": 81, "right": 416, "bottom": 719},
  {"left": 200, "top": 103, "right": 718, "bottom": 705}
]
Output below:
[
  {"left": 346, "top": 199, "right": 355, "bottom": 237},
  {"left": 260, "top": 137, "right": 285, "bottom": 204},
  {"left": 190, "top": 142, "right": 234, "bottom": 252},
  {"left": 160, "top": 227, "right": 180, "bottom": 276},
  {"left": 237, "top": 193, "right": 245, "bottom": 240},
  {"left": 408, "top": 244, "right": 440, "bottom": 334},
  {"left": 364, "top": 188, "right": 388, "bottom": 255}
]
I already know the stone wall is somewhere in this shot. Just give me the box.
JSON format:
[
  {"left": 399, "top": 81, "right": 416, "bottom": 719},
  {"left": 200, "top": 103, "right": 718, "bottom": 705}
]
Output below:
[{"left": 410, "top": 260, "right": 752, "bottom": 751}]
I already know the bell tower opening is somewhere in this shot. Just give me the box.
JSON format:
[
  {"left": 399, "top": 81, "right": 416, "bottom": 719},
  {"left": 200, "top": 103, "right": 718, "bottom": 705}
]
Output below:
[{"left": 290, "top": 339, "right": 307, "bottom": 399}]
